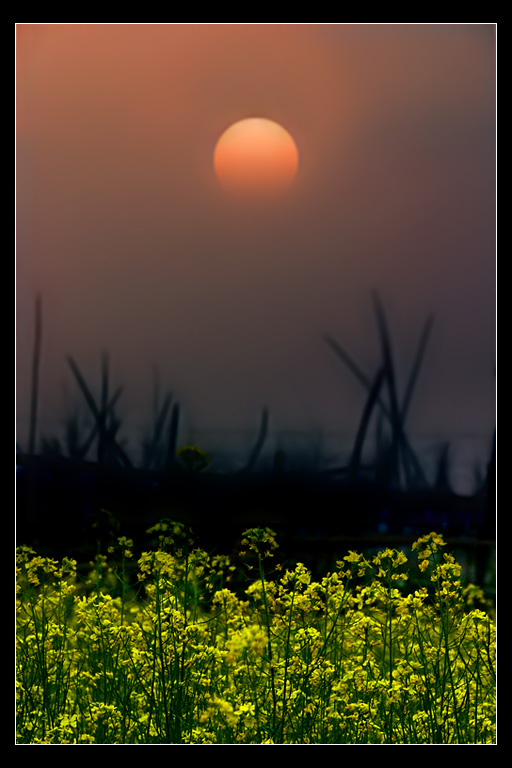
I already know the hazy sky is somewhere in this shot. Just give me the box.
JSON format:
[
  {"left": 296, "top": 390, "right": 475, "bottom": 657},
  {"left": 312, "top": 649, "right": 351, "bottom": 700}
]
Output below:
[{"left": 16, "top": 24, "right": 496, "bottom": 464}]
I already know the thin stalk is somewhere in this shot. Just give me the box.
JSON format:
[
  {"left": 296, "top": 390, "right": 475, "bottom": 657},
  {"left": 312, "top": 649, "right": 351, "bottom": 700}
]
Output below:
[
  {"left": 474, "top": 653, "right": 480, "bottom": 744},
  {"left": 257, "top": 555, "right": 278, "bottom": 737},
  {"left": 240, "top": 408, "right": 269, "bottom": 474},
  {"left": 143, "top": 623, "right": 158, "bottom": 742},
  {"left": 66, "top": 355, "right": 132, "bottom": 468},
  {"left": 400, "top": 313, "right": 434, "bottom": 425},
  {"left": 175, "top": 547, "right": 190, "bottom": 743},
  {"left": 145, "top": 392, "right": 173, "bottom": 470},
  {"left": 439, "top": 605, "right": 463, "bottom": 743},
  {"left": 412, "top": 607, "right": 437, "bottom": 741},
  {"left": 349, "top": 366, "right": 385, "bottom": 484},
  {"left": 119, "top": 550, "right": 127, "bottom": 627},
  {"left": 387, "top": 580, "right": 394, "bottom": 741},
  {"left": 241, "top": 645, "right": 263, "bottom": 743},
  {"left": 165, "top": 402, "right": 180, "bottom": 472},
  {"left": 323, "top": 333, "right": 379, "bottom": 401},
  {"left": 98, "top": 352, "right": 109, "bottom": 464},
  {"left": 372, "top": 291, "right": 406, "bottom": 488},
  {"left": 324, "top": 328, "right": 426, "bottom": 489},
  {"left": 279, "top": 577, "right": 297, "bottom": 742},
  {"left": 154, "top": 575, "right": 171, "bottom": 742}
]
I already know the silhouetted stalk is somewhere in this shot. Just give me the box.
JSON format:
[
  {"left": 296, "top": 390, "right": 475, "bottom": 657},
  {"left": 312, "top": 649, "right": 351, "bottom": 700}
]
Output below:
[
  {"left": 165, "top": 402, "right": 180, "bottom": 472},
  {"left": 323, "top": 339, "right": 411, "bottom": 486},
  {"left": 372, "top": 293, "right": 431, "bottom": 489},
  {"left": 349, "top": 366, "right": 385, "bottom": 484},
  {"left": 400, "top": 314, "right": 434, "bottom": 425},
  {"left": 372, "top": 291, "right": 406, "bottom": 488},
  {"left": 144, "top": 392, "right": 172, "bottom": 470},
  {"left": 323, "top": 334, "right": 384, "bottom": 409},
  {"left": 77, "top": 388, "right": 123, "bottom": 461},
  {"left": 398, "top": 314, "right": 435, "bottom": 488},
  {"left": 435, "top": 442, "right": 452, "bottom": 491},
  {"left": 240, "top": 408, "right": 269, "bottom": 474},
  {"left": 66, "top": 355, "right": 132, "bottom": 468},
  {"left": 324, "top": 294, "right": 432, "bottom": 490},
  {"left": 98, "top": 353, "right": 109, "bottom": 464}
]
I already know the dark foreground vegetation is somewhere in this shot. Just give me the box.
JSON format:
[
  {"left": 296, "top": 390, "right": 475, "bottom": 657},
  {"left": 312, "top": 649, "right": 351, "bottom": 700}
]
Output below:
[
  {"left": 16, "top": 528, "right": 496, "bottom": 743},
  {"left": 16, "top": 293, "right": 495, "bottom": 591}
]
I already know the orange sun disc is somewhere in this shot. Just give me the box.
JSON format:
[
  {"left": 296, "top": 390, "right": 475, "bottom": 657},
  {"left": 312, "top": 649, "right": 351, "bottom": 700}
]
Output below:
[{"left": 213, "top": 117, "right": 299, "bottom": 199}]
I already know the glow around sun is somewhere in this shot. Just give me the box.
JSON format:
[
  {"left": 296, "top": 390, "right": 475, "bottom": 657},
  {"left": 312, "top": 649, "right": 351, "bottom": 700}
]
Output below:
[{"left": 213, "top": 118, "right": 299, "bottom": 199}]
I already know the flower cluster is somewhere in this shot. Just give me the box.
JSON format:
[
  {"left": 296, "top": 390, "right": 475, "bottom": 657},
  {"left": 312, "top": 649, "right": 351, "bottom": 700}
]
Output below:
[
  {"left": 239, "top": 527, "right": 279, "bottom": 560},
  {"left": 16, "top": 530, "right": 495, "bottom": 744},
  {"left": 412, "top": 531, "right": 447, "bottom": 571}
]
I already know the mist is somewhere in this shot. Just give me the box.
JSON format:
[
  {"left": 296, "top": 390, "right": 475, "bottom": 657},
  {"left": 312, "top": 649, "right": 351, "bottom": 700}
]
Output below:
[{"left": 16, "top": 24, "right": 496, "bottom": 494}]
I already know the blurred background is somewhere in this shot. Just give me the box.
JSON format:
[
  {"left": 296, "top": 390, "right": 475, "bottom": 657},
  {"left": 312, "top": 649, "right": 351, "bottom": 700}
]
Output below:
[{"left": 16, "top": 24, "right": 496, "bottom": 587}]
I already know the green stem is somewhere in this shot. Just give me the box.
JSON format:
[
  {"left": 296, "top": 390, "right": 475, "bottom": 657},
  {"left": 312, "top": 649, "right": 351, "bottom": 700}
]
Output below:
[
  {"left": 257, "top": 555, "right": 277, "bottom": 738},
  {"left": 155, "top": 575, "right": 171, "bottom": 742},
  {"left": 280, "top": 578, "right": 297, "bottom": 742}
]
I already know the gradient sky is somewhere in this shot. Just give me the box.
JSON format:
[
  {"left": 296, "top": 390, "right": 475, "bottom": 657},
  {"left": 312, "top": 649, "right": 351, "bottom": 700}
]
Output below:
[{"left": 16, "top": 24, "right": 496, "bottom": 473}]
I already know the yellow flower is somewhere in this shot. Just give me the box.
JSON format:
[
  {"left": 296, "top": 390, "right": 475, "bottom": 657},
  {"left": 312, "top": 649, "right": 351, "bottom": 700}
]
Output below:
[
  {"left": 344, "top": 551, "right": 363, "bottom": 563},
  {"left": 240, "top": 527, "right": 279, "bottom": 559},
  {"left": 225, "top": 624, "right": 267, "bottom": 662}
]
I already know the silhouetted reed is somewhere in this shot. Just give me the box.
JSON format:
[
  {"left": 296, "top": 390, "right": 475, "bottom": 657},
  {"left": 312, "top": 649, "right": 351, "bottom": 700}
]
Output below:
[
  {"left": 165, "top": 402, "right": 181, "bottom": 473},
  {"left": 324, "top": 291, "right": 433, "bottom": 490},
  {"left": 238, "top": 408, "right": 269, "bottom": 475},
  {"left": 66, "top": 354, "right": 132, "bottom": 469},
  {"left": 142, "top": 389, "right": 173, "bottom": 470},
  {"left": 16, "top": 292, "right": 495, "bottom": 578}
]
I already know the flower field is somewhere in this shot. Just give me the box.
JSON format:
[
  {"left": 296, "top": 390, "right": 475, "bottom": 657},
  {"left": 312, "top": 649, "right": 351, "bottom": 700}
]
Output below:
[{"left": 16, "top": 525, "right": 496, "bottom": 744}]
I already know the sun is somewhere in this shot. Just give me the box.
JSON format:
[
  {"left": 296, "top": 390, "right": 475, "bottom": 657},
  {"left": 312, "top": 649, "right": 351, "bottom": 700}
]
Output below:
[{"left": 213, "top": 117, "right": 299, "bottom": 199}]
